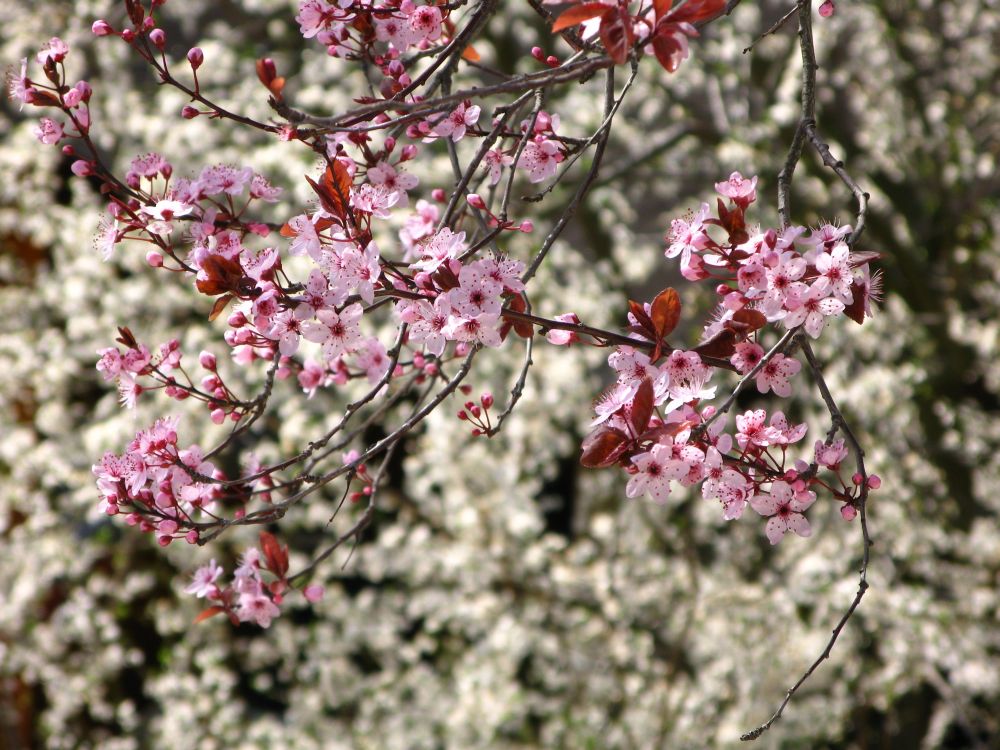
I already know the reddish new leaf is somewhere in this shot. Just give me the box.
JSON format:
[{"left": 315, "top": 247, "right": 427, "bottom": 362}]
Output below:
[
  {"left": 725, "top": 308, "right": 767, "bottom": 335},
  {"left": 196, "top": 254, "right": 244, "bottom": 296},
  {"left": 843, "top": 280, "right": 867, "bottom": 324},
  {"left": 693, "top": 329, "right": 737, "bottom": 359},
  {"left": 665, "top": 0, "right": 725, "bottom": 24},
  {"left": 650, "top": 287, "right": 682, "bottom": 339},
  {"left": 551, "top": 2, "right": 612, "bottom": 32},
  {"left": 628, "top": 299, "right": 655, "bottom": 337},
  {"left": 208, "top": 294, "right": 235, "bottom": 322},
  {"left": 580, "top": 426, "right": 631, "bottom": 468},
  {"left": 310, "top": 160, "right": 353, "bottom": 221},
  {"left": 259, "top": 531, "right": 289, "bottom": 577},
  {"left": 194, "top": 606, "right": 224, "bottom": 624},
  {"left": 630, "top": 377, "right": 655, "bottom": 435},
  {"left": 651, "top": 28, "right": 686, "bottom": 73},
  {"left": 653, "top": 0, "right": 673, "bottom": 21},
  {"left": 500, "top": 294, "right": 535, "bottom": 339},
  {"left": 255, "top": 58, "right": 285, "bottom": 100},
  {"left": 115, "top": 326, "right": 138, "bottom": 349},
  {"left": 599, "top": 5, "right": 634, "bottom": 65}
]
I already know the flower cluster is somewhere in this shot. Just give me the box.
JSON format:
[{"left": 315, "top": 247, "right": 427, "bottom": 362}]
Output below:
[{"left": 581, "top": 173, "right": 882, "bottom": 544}]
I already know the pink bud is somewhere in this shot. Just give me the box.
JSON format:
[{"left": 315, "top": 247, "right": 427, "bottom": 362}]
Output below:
[
  {"left": 126, "top": 513, "right": 142, "bottom": 526},
  {"left": 852, "top": 472, "right": 863, "bottom": 485},
  {"left": 763, "top": 228, "right": 778, "bottom": 248},
  {"left": 466, "top": 193, "right": 486, "bottom": 209},
  {"left": 71, "top": 160, "right": 93, "bottom": 177},
  {"left": 459, "top": 385, "right": 472, "bottom": 395},
  {"left": 92, "top": 20, "right": 114, "bottom": 36},
  {"left": 545, "top": 56, "right": 559, "bottom": 68},
  {"left": 840, "top": 504, "right": 857, "bottom": 521},
  {"left": 199, "top": 351, "right": 217, "bottom": 370},
  {"left": 210, "top": 408, "right": 226, "bottom": 424},
  {"left": 187, "top": 47, "right": 204, "bottom": 69},
  {"left": 149, "top": 28, "right": 166, "bottom": 48},
  {"left": 531, "top": 46, "right": 544, "bottom": 61},
  {"left": 303, "top": 584, "right": 324, "bottom": 603},
  {"left": 228, "top": 310, "right": 248, "bottom": 328},
  {"left": 518, "top": 220, "right": 534, "bottom": 233},
  {"left": 818, "top": 0, "right": 835, "bottom": 18},
  {"left": 159, "top": 519, "right": 179, "bottom": 535},
  {"left": 867, "top": 474, "right": 882, "bottom": 490},
  {"left": 470, "top": 405, "right": 481, "bottom": 419},
  {"left": 157, "top": 535, "right": 172, "bottom": 547},
  {"left": 146, "top": 251, "right": 164, "bottom": 267},
  {"left": 121, "top": 29, "right": 135, "bottom": 43},
  {"left": 186, "top": 530, "right": 200, "bottom": 544},
  {"left": 383, "top": 136, "right": 396, "bottom": 153},
  {"left": 715, "top": 284, "right": 731, "bottom": 296},
  {"left": 142, "top": 17, "right": 155, "bottom": 31},
  {"left": 400, "top": 144, "right": 418, "bottom": 161},
  {"left": 431, "top": 188, "right": 446, "bottom": 202},
  {"left": 481, "top": 392, "right": 494, "bottom": 409},
  {"left": 61, "top": 145, "right": 75, "bottom": 157},
  {"left": 457, "top": 410, "right": 468, "bottom": 420},
  {"left": 105, "top": 503, "right": 119, "bottom": 515}
]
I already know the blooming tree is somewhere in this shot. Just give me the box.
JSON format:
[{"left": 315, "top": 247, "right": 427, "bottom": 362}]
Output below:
[{"left": 11, "top": 0, "right": 884, "bottom": 739}]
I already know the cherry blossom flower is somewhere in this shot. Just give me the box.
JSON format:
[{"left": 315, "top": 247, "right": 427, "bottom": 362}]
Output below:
[
  {"left": 302, "top": 303, "right": 365, "bottom": 362},
  {"left": 350, "top": 183, "right": 399, "bottom": 219},
  {"left": 714, "top": 171, "right": 758, "bottom": 207},
  {"left": 298, "top": 360, "right": 328, "bottom": 397},
  {"left": 483, "top": 148, "right": 514, "bottom": 186},
  {"left": 140, "top": 200, "right": 194, "bottom": 237},
  {"left": 237, "top": 592, "right": 281, "bottom": 627},
  {"left": 249, "top": 173, "right": 282, "bottom": 202},
  {"left": 702, "top": 446, "right": 750, "bottom": 519},
  {"left": 408, "top": 4, "right": 443, "bottom": 43},
  {"left": 735, "top": 409, "right": 777, "bottom": 450},
  {"left": 199, "top": 164, "right": 253, "bottom": 196},
  {"left": 626, "top": 442, "right": 688, "bottom": 504},
  {"left": 768, "top": 411, "right": 808, "bottom": 446},
  {"left": 368, "top": 160, "right": 419, "bottom": 204},
  {"left": 448, "top": 264, "right": 502, "bottom": 318},
  {"left": 750, "top": 480, "right": 817, "bottom": 544},
  {"left": 814, "top": 438, "right": 849, "bottom": 468},
  {"left": 409, "top": 228, "right": 467, "bottom": 273},
  {"left": 730, "top": 341, "right": 765, "bottom": 374},
  {"left": 36, "top": 37, "right": 69, "bottom": 65},
  {"left": 431, "top": 101, "right": 481, "bottom": 142},
  {"left": 7, "top": 58, "right": 30, "bottom": 109},
  {"left": 33, "top": 118, "right": 63, "bottom": 145},
  {"left": 755, "top": 353, "right": 801, "bottom": 397},
  {"left": 184, "top": 559, "right": 224, "bottom": 598},
  {"left": 443, "top": 313, "right": 503, "bottom": 348},
  {"left": 609, "top": 347, "right": 657, "bottom": 387},
  {"left": 355, "top": 338, "right": 391, "bottom": 384},
  {"left": 518, "top": 138, "right": 563, "bottom": 183},
  {"left": 286, "top": 214, "right": 324, "bottom": 260},
  {"left": 662, "top": 350, "right": 716, "bottom": 412},
  {"left": 814, "top": 242, "right": 855, "bottom": 303},
  {"left": 665, "top": 203, "right": 712, "bottom": 262},
  {"left": 782, "top": 282, "right": 845, "bottom": 338},
  {"left": 592, "top": 383, "right": 636, "bottom": 426},
  {"left": 397, "top": 297, "right": 450, "bottom": 357},
  {"left": 400, "top": 200, "right": 439, "bottom": 253},
  {"left": 267, "top": 310, "right": 305, "bottom": 356},
  {"left": 296, "top": 0, "right": 340, "bottom": 38},
  {"left": 375, "top": 13, "right": 417, "bottom": 49},
  {"left": 545, "top": 313, "right": 581, "bottom": 345}
]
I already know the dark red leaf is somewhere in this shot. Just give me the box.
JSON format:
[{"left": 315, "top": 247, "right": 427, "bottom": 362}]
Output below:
[
  {"left": 651, "top": 28, "right": 685, "bottom": 73},
  {"left": 665, "top": 0, "right": 725, "bottom": 24},
  {"left": 693, "top": 329, "right": 737, "bottom": 359},
  {"left": 208, "top": 294, "right": 235, "bottom": 322},
  {"left": 650, "top": 287, "right": 682, "bottom": 339},
  {"left": 194, "top": 606, "right": 224, "bottom": 625},
  {"left": 628, "top": 300, "right": 655, "bottom": 337},
  {"left": 599, "top": 5, "right": 633, "bottom": 65},
  {"left": 843, "top": 280, "right": 867, "bottom": 324},
  {"left": 580, "top": 426, "right": 631, "bottom": 468},
  {"left": 116, "top": 326, "right": 138, "bottom": 349},
  {"left": 196, "top": 255, "right": 244, "bottom": 296},
  {"left": 725, "top": 308, "right": 767, "bottom": 335},
  {"left": 551, "top": 2, "right": 613, "bottom": 31},
  {"left": 259, "top": 531, "right": 289, "bottom": 577},
  {"left": 630, "top": 377, "right": 655, "bottom": 435},
  {"left": 653, "top": 0, "right": 673, "bottom": 22}
]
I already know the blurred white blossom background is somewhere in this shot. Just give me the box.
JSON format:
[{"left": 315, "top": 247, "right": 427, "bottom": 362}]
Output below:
[{"left": 2, "top": 1, "right": 999, "bottom": 748}]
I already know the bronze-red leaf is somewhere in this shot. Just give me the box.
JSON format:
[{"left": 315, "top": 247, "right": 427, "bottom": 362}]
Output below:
[
  {"left": 650, "top": 287, "right": 681, "bottom": 339},
  {"left": 580, "top": 427, "right": 631, "bottom": 468},
  {"left": 630, "top": 377, "right": 655, "bottom": 435}
]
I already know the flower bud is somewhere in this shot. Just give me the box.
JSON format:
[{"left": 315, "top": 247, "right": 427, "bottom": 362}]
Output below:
[
  {"left": 199, "top": 351, "right": 217, "bottom": 370},
  {"left": 400, "top": 144, "right": 418, "bottom": 161},
  {"left": 841, "top": 504, "right": 857, "bottom": 521},
  {"left": 545, "top": 56, "right": 559, "bottom": 68},
  {"left": 466, "top": 193, "right": 486, "bottom": 210},
  {"left": 146, "top": 250, "right": 164, "bottom": 267},
  {"left": 431, "top": 188, "right": 446, "bottom": 202},
  {"left": 867, "top": 474, "right": 882, "bottom": 490},
  {"left": 303, "top": 584, "right": 324, "bottom": 603},
  {"left": 70, "top": 160, "right": 94, "bottom": 177},
  {"left": 149, "top": 28, "right": 166, "bottom": 49},
  {"left": 531, "top": 46, "right": 544, "bottom": 61},
  {"left": 210, "top": 408, "right": 226, "bottom": 424},
  {"left": 92, "top": 20, "right": 114, "bottom": 36},
  {"left": 186, "top": 530, "right": 200, "bottom": 544},
  {"left": 481, "top": 392, "right": 494, "bottom": 409},
  {"left": 187, "top": 47, "right": 204, "bottom": 69},
  {"left": 818, "top": 0, "right": 835, "bottom": 18},
  {"left": 518, "top": 220, "right": 534, "bottom": 233},
  {"left": 157, "top": 535, "right": 173, "bottom": 547},
  {"left": 121, "top": 29, "right": 135, "bottom": 43}
]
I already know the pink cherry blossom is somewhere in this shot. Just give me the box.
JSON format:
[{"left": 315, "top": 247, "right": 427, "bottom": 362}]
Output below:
[
  {"left": 750, "top": 480, "right": 817, "bottom": 544},
  {"left": 782, "top": 283, "right": 845, "bottom": 338},
  {"left": 518, "top": 138, "right": 563, "bottom": 183},
  {"left": 814, "top": 438, "right": 849, "bottom": 468},
  {"left": 664, "top": 202, "right": 712, "bottom": 262},
  {"left": 768, "top": 411, "right": 808, "bottom": 446},
  {"left": 813, "top": 242, "right": 854, "bottom": 303},
  {"left": 431, "top": 101, "right": 481, "bottom": 142},
  {"left": 33, "top": 118, "right": 63, "bottom": 145},
  {"left": 184, "top": 559, "right": 224, "bottom": 598},
  {"left": 626, "top": 442, "right": 688, "bottom": 504},
  {"left": 714, "top": 171, "right": 757, "bottom": 207},
  {"left": 735, "top": 409, "right": 777, "bottom": 450},
  {"left": 702, "top": 446, "right": 750, "bottom": 519},
  {"left": 755, "top": 353, "right": 801, "bottom": 397},
  {"left": 397, "top": 297, "right": 451, "bottom": 357},
  {"left": 483, "top": 148, "right": 514, "bottom": 186},
  {"left": 730, "top": 341, "right": 765, "bottom": 374},
  {"left": 301, "top": 303, "right": 365, "bottom": 361},
  {"left": 443, "top": 313, "right": 503, "bottom": 348},
  {"left": 368, "top": 160, "right": 419, "bottom": 204},
  {"left": 408, "top": 4, "right": 443, "bottom": 43}
]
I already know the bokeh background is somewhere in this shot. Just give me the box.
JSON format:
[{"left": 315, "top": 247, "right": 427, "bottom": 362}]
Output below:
[{"left": 2, "top": 1, "right": 999, "bottom": 747}]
